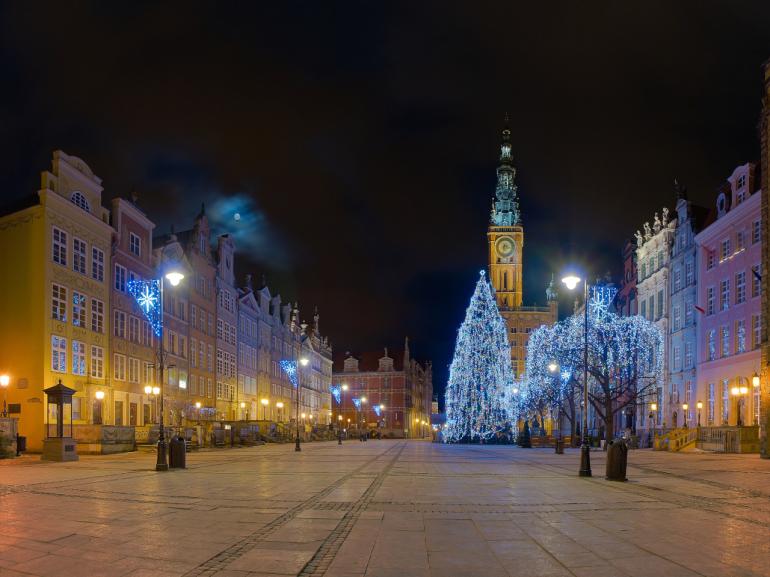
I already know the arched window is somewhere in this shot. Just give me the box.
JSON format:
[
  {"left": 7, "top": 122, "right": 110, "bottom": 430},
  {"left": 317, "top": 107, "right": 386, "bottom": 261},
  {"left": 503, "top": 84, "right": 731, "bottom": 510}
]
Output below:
[{"left": 70, "top": 191, "right": 90, "bottom": 212}]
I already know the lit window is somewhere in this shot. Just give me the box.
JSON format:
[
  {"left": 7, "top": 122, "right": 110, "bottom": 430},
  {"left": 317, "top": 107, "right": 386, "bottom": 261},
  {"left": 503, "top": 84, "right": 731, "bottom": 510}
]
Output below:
[
  {"left": 51, "top": 335, "right": 67, "bottom": 372},
  {"left": 72, "top": 341, "right": 86, "bottom": 375},
  {"left": 73, "top": 238, "right": 87, "bottom": 274},
  {"left": 53, "top": 227, "right": 67, "bottom": 266},
  {"left": 92, "top": 247, "right": 104, "bottom": 282},
  {"left": 52, "top": 284, "right": 67, "bottom": 321},
  {"left": 129, "top": 232, "right": 141, "bottom": 257}
]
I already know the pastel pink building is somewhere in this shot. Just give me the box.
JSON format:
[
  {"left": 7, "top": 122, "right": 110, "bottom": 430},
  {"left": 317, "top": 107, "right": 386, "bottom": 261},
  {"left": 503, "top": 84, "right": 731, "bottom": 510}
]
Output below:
[{"left": 695, "top": 163, "right": 762, "bottom": 427}]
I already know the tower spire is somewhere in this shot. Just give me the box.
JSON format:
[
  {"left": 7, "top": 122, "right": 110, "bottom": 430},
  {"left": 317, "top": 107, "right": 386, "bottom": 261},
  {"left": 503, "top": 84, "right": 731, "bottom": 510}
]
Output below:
[{"left": 491, "top": 116, "right": 520, "bottom": 226}]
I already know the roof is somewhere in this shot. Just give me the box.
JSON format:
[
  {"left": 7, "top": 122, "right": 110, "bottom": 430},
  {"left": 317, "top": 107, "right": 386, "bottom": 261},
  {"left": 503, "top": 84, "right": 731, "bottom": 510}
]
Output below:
[{"left": 333, "top": 349, "right": 406, "bottom": 373}]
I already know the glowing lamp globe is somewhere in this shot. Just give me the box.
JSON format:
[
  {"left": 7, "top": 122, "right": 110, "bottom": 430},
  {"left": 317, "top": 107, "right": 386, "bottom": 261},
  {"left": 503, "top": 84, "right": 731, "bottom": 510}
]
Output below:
[
  {"left": 300, "top": 357, "right": 309, "bottom": 367},
  {"left": 195, "top": 402, "right": 201, "bottom": 409},
  {"left": 152, "top": 386, "right": 160, "bottom": 395},
  {"left": 341, "top": 383, "right": 349, "bottom": 391},
  {"left": 261, "top": 398, "right": 269, "bottom": 406},
  {"left": 0, "top": 374, "right": 9, "bottom": 387},
  {"left": 165, "top": 271, "right": 184, "bottom": 286},
  {"left": 276, "top": 402, "right": 284, "bottom": 409},
  {"left": 753, "top": 373, "right": 760, "bottom": 388},
  {"left": 144, "top": 385, "right": 152, "bottom": 395},
  {"left": 561, "top": 275, "right": 581, "bottom": 290},
  {"left": 95, "top": 390, "right": 105, "bottom": 400},
  {"left": 240, "top": 402, "right": 246, "bottom": 409},
  {"left": 548, "top": 362, "right": 558, "bottom": 373}
]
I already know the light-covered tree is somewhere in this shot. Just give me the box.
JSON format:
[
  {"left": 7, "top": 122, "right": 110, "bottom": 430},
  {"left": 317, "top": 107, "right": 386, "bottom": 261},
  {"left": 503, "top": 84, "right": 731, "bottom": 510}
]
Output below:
[{"left": 444, "top": 271, "right": 514, "bottom": 443}]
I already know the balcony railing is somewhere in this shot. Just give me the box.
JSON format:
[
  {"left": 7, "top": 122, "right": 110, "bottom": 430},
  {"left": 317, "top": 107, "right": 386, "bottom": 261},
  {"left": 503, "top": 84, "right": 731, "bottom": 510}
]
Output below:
[{"left": 696, "top": 425, "right": 759, "bottom": 453}]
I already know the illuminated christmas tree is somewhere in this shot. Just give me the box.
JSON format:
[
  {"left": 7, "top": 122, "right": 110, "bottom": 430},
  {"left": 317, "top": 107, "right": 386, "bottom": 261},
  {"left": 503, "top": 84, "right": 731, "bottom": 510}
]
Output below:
[{"left": 444, "top": 271, "right": 513, "bottom": 443}]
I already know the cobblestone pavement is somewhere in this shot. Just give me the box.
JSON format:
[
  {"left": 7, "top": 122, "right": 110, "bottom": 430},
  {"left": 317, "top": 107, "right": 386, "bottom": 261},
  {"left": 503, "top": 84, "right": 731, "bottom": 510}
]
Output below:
[{"left": 2, "top": 441, "right": 770, "bottom": 577}]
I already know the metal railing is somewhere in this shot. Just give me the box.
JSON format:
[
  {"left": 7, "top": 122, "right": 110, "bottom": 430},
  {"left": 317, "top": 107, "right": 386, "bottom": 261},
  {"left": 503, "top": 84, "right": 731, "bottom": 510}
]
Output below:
[{"left": 697, "top": 425, "right": 759, "bottom": 453}]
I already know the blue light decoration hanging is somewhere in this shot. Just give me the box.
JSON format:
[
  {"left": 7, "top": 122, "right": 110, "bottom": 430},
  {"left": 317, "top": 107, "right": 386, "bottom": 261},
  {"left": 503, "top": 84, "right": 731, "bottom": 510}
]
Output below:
[
  {"left": 127, "top": 279, "right": 162, "bottom": 337},
  {"left": 280, "top": 360, "right": 299, "bottom": 388},
  {"left": 373, "top": 404, "right": 382, "bottom": 417},
  {"left": 443, "top": 270, "right": 513, "bottom": 443},
  {"left": 352, "top": 398, "right": 362, "bottom": 410},
  {"left": 329, "top": 385, "right": 341, "bottom": 404}
]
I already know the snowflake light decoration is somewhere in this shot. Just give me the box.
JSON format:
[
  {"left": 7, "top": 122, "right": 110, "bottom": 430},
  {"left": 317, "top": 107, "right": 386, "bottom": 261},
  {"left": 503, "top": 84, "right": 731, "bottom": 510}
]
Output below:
[
  {"left": 280, "top": 360, "right": 299, "bottom": 388},
  {"left": 329, "top": 385, "right": 341, "bottom": 404},
  {"left": 127, "top": 279, "right": 162, "bottom": 336},
  {"left": 373, "top": 404, "right": 382, "bottom": 417},
  {"left": 352, "top": 398, "right": 362, "bottom": 410}
]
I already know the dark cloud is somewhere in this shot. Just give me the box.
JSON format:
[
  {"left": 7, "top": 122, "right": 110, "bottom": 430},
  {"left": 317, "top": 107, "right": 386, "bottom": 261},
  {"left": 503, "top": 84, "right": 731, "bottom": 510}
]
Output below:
[{"left": 1, "top": 1, "right": 770, "bottom": 401}]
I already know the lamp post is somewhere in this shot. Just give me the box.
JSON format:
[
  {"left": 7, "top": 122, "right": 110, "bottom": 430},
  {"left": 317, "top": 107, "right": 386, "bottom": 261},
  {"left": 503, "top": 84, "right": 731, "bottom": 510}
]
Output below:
[
  {"left": 682, "top": 403, "right": 689, "bottom": 429},
  {"left": 276, "top": 401, "right": 284, "bottom": 422},
  {"left": 0, "top": 374, "right": 9, "bottom": 418},
  {"left": 296, "top": 357, "right": 309, "bottom": 452},
  {"left": 562, "top": 274, "right": 591, "bottom": 477},
  {"left": 697, "top": 401, "right": 703, "bottom": 427},
  {"left": 337, "top": 414, "right": 343, "bottom": 444},
  {"left": 261, "top": 398, "right": 269, "bottom": 420},
  {"left": 753, "top": 372, "right": 760, "bottom": 425},
  {"left": 360, "top": 396, "right": 367, "bottom": 431},
  {"left": 649, "top": 402, "right": 657, "bottom": 448},
  {"left": 239, "top": 401, "right": 246, "bottom": 421},
  {"left": 731, "top": 384, "right": 749, "bottom": 427}
]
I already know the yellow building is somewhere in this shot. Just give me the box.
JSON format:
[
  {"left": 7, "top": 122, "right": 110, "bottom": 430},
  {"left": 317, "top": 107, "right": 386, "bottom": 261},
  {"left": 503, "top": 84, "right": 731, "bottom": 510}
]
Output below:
[
  {"left": 487, "top": 122, "right": 558, "bottom": 380},
  {"left": 0, "top": 151, "right": 113, "bottom": 451}
]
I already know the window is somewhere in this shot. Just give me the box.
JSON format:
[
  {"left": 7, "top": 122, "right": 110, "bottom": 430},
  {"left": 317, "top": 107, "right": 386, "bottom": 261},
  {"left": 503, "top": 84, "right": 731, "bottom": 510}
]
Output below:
[
  {"left": 191, "top": 304, "right": 197, "bottom": 328},
  {"left": 708, "top": 383, "right": 715, "bottom": 424},
  {"left": 52, "top": 284, "right": 67, "bottom": 321},
  {"left": 91, "top": 299, "right": 104, "bottom": 333},
  {"left": 208, "top": 313, "right": 214, "bottom": 337},
  {"left": 207, "top": 378, "right": 213, "bottom": 398},
  {"left": 129, "top": 316, "right": 140, "bottom": 343},
  {"left": 72, "top": 341, "right": 86, "bottom": 375},
  {"left": 72, "top": 292, "right": 86, "bottom": 327},
  {"left": 720, "top": 238, "right": 731, "bottom": 261},
  {"left": 721, "top": 380, "right": 730, "bottom": 424},
  {"left": 753, "top": 315, "right": 761, "bottom": 349},
  {"left": 217, "top": 349, "right": 224, "bottom": 375},
  {"left": 640, "top": 300, "right": 646, "bottom": 319},
  {"left": 673, "top": 346, "right": 681, "bottom": 371},
  {"left": 129, "top": 232, "right": 141, "bottom": 256},
  {"left": 92, "top": 247, "right": 104, "bottom": 282},
  {"left": 656, "top": 290, "right": 663, "bottom": 319},
  {"left": 753, "top": 220, "right": 761, "bottom": 244},
  {"left": 707, "top": 250, "right": 716, "bottom": 270},
  {"left": 217, "top": 319, "right": 224, "bottom": 340},
  {"left": 736, "top": 271, "right": 746, "bottom": 304},
  {"left": 142, "top": 321, "right": 153, "bottom": 347},
  {"left": 114, "top": 354, "right": 126, "bottom": 381},
  {"left": 114, "top": 310, "right": 126, "bottom": 338},
  {"left": 708, "top": 330, "right": 716, "bottom": 361},
  {"left": 191, "top": 338, "right": 197, "bottom": 368},
  {"left": 180, "top": 335, "right": 187, "bottom": 359},
  {"left": 199, "top": 342, "right": 205, "bottom": 369},
  {"left": 657, "top": 250, "right": 664, "bottom": 270},
  {"left": 720, "top": 279, "right": 729, "bottom": 311},
  {"left": 143, "top": 362, "right": 153, "bottom": 384},
  {"left": 52, "top": 335, "right": 67, "bottom": 372},
  {"left": 752, "top": 265, "right": 761, "bottom": 298},
  {"left": 73, "top": 238, "right": 87, "bottom": 274},
  {"left": 115, "top": 264, "right": 127, "bottom": 292},
  {"left": 91, "top": 346, "right": 104, "bottom": 379},
  {"left": 737, "top": 230, "right": 746, "bottom": 252},
  {"left": 685, "top": 260, "right": 694, "bottom": 286},
  {"left": 70, "top": 191, "right": 91, "bottom": 211},
  {"left": 721, "top": 326, "right": 729, "bottom": 358},
  {"left": 640, "top": 262, "right": 646, "bottom": 281},
  {"left": 684, "top": 299, "right": 694, "bottom": 327},
  {"left": 129, "top": 357, "right": 140, "bottom": 383},
  {"left": 647, "top": 296, "right": 654, "bottom": 321},
  {"left": 706, "top": 286, "right": 715, "bottom": 315},
  {"left": 115, "top": 401, "right": 123, "bottom": 426},
  {"left": 736, "top": 319, "right": 746, "bottom": 354},
  {"left": 673, "top": 268, "right": 681, "bottom": 292},
  {"left": 53, "top": 227, "right": 67, "bottom": 266},
  {"left": 672, "top": 306, "right": 681, "bottom": 332},
  {"left": 754, "top": 384, "right": 760, "bottom": 426},
  {"left": 208, "top": 344, "right": 213, "bottom": 372},
  {"left": 684, "top": 342, "right": 693, "bottom": 369}
]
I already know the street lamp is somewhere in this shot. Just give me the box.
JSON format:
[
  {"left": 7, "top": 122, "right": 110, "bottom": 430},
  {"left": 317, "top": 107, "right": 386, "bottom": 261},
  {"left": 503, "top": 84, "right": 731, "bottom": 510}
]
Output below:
[
  {"left": 561, "top": 273, "right": 591, "bottom": 477},
  {"left": 240, "top": 401, "right": 246, "bottom": 421},
  {"left": 296, "top": 357, "right": 309, "bottom": 452},
  {"left": 276, "top": 401, "right": 284, "bottom": 422},
  {"left": 753, "top": 372, "right": 760, "bottom": 388},
  {"left": 696, "top": 401, "right": 703, "bottom": 427},
  {"left": 261, "top": 398, "right": 269, "bottom": 420},
  {"left": 682, "top": 403, "right": 689, "bottom": 428},
  {"left": 337, "top": 414, "right": 343, "bottom": 444},
  {"left": 649, "top": 402, "right": 657, "bottom": 447},
  {"left": 731, "top": 384, "right": 749, "bottom": 427},
  {"left": 0, "top": 374, "right": 9, "bottom": 418},
  {"left": 548, "top": 362, "right": 558, "bottom": 373}
]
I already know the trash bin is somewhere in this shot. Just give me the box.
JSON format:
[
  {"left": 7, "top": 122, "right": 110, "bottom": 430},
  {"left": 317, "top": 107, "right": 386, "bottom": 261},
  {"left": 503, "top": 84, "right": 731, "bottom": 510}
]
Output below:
[
  {"left": 554, "top": 439, "right": 564, "bottom": 454},
  {"left": 16, "top": 435, "right": 26, "bottom": 456},
  {"left": 168, "top": 436, "right": 186, "bottom": 469},
  {"left": 605, "top": 438, "right": 628, "bottom": 481}
]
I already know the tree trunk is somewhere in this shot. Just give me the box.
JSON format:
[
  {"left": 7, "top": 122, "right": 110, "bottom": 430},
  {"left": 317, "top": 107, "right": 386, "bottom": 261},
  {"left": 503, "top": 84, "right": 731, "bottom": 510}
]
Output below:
[{"left": 604, "top": 398, "right": 615, "bottom": 442}]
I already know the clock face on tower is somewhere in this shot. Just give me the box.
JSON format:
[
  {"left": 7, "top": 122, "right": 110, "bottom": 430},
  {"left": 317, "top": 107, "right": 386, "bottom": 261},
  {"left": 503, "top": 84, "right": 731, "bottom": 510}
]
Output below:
[{"left": 495, "top": 236, "right": 515, "bottom": 259}]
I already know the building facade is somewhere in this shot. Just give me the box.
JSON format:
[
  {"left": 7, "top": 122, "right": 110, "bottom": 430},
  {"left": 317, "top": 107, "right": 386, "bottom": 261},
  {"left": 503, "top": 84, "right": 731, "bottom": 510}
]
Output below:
[
  {"left": 486, "top": 122, "right": 557, "bottom": 380},
  {"left": 615, "top": 240, "right": 638, "bottom": 317},
  {"left": 216, "top": 234, "right": 238, "bottom": 420},
  {"left": 695, "top": 163, "right": 762, "bottom": 428},
  {"left": 669, "top": 185, "right": 707, "bottom": 427},
  {"left": 760, "top": 62, "right": 770, "bottom": 458},
  {"left": 332, "top": 340, "right": 432, "bottom": 437},
  {"left": 109, "top": 197, "right": 157, "bottom": 428},
  {"left": 237, "top": 274, "right": 260, "bottom": 420},
  {"left": 0, "top": 151, "right": 114, "bottom": 451},
  {"left": 635, "top": 208, "right": 675, "bottom": 429}
]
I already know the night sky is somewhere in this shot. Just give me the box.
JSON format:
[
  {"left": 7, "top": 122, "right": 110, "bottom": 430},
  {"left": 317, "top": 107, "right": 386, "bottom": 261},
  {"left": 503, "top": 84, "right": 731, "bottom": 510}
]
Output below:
[{"left": 2, "top": 2, "right": 770, "bottom": 403}]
